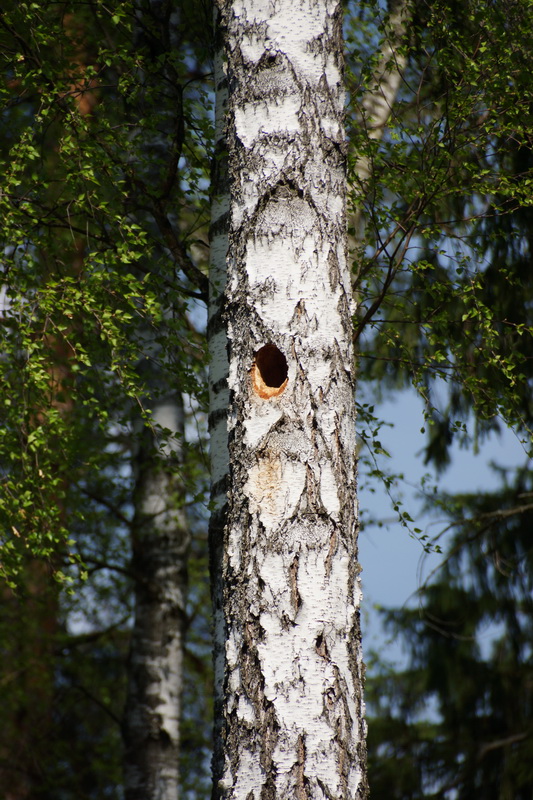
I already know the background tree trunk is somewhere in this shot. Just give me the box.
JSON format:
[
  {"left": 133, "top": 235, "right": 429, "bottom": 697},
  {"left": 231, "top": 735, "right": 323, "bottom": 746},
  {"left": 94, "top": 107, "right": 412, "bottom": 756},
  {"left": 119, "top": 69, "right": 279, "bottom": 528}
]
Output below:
[
  {"left": 123, "top": 377, "right": 190, "bottom": 800},
  {"left": 349, "top": 0, "right": 410, "bottom": 266},
  {"left": 209, "top": 1, "right": 368, "bottom": 797}
]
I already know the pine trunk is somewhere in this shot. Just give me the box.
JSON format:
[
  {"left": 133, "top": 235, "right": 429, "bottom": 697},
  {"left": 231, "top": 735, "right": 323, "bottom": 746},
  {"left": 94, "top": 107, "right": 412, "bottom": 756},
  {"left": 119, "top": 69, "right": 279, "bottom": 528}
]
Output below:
[{"left": 209, "top": 1, "right": 367, "bottom": 798}]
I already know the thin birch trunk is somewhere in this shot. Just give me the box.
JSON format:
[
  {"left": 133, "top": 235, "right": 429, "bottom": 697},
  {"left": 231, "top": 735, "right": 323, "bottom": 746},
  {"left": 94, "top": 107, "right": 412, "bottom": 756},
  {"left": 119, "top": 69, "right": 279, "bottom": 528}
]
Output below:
[
  {"left": 209, "top": 1, "right": 367, "bottom": 797},
  {"left": 122, "top": 3, "right": 195, "bottom": 795},
  {"left": 123, "top": 385, "right": 190, "bottom": 800},
  {"left": 352, "top": 0, "right": 411, "bottom": 235},
  {"left": 358, "top": 0, "right": 410, "bottom": 169}
]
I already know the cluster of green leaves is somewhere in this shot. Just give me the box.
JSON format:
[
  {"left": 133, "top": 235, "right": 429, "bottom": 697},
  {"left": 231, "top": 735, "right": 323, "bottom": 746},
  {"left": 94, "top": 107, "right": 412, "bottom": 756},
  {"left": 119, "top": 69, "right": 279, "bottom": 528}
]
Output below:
[
  {"left": 348, "top": 0, "right": 533, "bottom": 463},
  {"left": 346, "top": 1, "right": 533, "bottom": 796},
  {"left": 0, "top": 0, "right": 214, "bottom": 795},
  {"left": 0, "top": 0, "right": 212, "bottom": 586}
]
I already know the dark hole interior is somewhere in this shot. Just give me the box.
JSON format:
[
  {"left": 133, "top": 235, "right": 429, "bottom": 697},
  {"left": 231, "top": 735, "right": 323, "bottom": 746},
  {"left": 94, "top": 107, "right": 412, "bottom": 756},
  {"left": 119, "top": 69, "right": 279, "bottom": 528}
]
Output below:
[{"left": 255, "top": 344, "right": 288, "bottom": 388}]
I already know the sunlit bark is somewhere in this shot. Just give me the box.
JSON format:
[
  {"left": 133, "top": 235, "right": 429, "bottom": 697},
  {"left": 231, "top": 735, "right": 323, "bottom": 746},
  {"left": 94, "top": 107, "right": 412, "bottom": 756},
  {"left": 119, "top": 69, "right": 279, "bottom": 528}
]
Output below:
[{"left": 209, "top": 1, "right": 367, "bottom": 797}]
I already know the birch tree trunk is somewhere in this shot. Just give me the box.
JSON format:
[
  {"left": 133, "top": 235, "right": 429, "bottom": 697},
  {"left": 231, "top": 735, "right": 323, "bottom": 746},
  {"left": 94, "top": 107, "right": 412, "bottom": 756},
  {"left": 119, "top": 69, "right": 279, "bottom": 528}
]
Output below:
[
  {"left": 123, "top": 381, "right": 190, "bottom": 800},
  {"left": 122, "top": 3, "right": 197, "bottom": 795},
  {"left": 209, "top": 1, "right": 367, "bottom": 797},
  {"left": 357, "top": 0, "right": 410, "bottom": 177},
  {"left": 351, "top": 0, "right": 410, "bottom": 238}
]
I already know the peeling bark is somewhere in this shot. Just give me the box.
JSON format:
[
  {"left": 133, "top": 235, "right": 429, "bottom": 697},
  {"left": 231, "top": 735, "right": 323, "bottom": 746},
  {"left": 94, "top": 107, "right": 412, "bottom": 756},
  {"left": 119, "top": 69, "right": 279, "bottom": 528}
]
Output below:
[{"left": 209, "top": 1, "right": 367, "bottom": 798}]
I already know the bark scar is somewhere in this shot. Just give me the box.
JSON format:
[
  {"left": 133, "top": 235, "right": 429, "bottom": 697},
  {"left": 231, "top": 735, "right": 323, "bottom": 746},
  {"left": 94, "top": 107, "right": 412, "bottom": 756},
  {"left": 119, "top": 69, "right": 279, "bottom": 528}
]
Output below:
[{"left": 289, "top": 554, "right": 301, "bottom": 613}]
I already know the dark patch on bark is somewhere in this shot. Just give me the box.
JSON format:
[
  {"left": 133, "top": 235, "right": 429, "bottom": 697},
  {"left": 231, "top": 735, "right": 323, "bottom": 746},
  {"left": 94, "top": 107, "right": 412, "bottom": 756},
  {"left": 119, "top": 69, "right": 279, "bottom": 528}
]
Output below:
[
  {"left": 210, "top": 477, "right": 228, "bottom": 505},
  {"left": 209, "top": 208, "right": 230, "bottom": 240},
  {"left": 208, "top": 406, "right": 228, "bottom": 431},
  {"left": 207, "top": 296, "right": 226, "bottom": 337},
  {"left": 328, "top": 248, "right": 341, "bottom": 291},
  {"left": 324, "top": 528, "right": 338, "bottom": 578},
  {"left": 293, "top": 734, "right": 310, "bottom": 800},
  {"left": 290, "top": 554, "right": 302, "bottom": 613},
  {"left": 317, "top": 777, "right": 336, "bottom": 800},
  {"left": 209, "top": 373, "right": 228, "bottom": 397},
  {"left": 315, "top": 631, "right": 330, "bottom": 660}
]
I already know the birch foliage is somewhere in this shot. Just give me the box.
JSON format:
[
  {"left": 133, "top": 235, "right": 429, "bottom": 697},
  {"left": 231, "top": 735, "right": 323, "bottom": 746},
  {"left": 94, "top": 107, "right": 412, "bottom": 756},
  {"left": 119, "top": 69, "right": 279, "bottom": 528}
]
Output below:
[
  {"left": 0, "top": 0, "right": 212, "bottom": 586},
  {"left": 348, "top": 0, "right": 533, "bottom": 456},
  {"left": 0, "top": 1, "right": 212, "bottom": 795}
]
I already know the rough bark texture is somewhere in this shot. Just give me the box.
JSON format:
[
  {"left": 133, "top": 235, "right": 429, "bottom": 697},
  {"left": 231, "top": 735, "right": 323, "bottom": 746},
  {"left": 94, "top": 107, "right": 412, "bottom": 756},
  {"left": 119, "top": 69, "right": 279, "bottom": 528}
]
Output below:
[
  {"left": 123, "top": 388, "right": 190, "bottom": 800},
  {"left": 209, "top": 1, "right": 367, "bottom": 798}
]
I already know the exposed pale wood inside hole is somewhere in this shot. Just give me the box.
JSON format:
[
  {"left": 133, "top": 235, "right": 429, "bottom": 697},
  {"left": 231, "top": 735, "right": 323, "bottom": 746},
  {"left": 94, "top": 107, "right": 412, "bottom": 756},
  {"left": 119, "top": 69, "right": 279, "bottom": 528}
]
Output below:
[{"left": 252, "top": 344, "right": 288, "bottom": 399}]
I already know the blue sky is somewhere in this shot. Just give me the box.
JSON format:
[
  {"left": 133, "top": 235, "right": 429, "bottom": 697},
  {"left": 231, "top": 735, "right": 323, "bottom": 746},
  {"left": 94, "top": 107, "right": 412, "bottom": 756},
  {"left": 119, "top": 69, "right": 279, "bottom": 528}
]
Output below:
[{"left": 358, "top": 388, "right": 528, "bottom": 664}]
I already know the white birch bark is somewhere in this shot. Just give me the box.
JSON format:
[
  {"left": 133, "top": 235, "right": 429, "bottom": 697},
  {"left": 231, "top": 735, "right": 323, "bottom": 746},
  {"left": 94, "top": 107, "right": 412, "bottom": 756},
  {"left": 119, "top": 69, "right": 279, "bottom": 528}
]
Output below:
[
  {"left": 123, "top": 2, "right": 192, "bottom": 793},
  {"left": 123, "top": 384, "right": 189, "bottom": 800},
  {"left": 209, "top": 1, "right": 367, "bottom": 797}
]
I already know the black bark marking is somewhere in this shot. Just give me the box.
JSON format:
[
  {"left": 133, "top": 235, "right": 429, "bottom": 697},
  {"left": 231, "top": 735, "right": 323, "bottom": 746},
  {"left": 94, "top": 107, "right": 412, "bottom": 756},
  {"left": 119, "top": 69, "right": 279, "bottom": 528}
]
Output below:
[
  {"left": 324, "top": 528, "right": 338, "bottom": 578},
  {"left": 315, "top": 631, "right": 330, "bottom": 660},
  {"left": 294, "top": 734, "right": 310, "bottom": 800},
  {"left": 208, "top": 406, "right": 228, "bottom": 430},
  {"left": 289, "top": 554, "right": 302, "bottom": 613}
]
